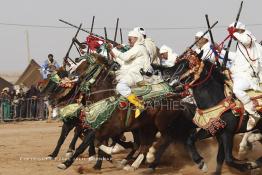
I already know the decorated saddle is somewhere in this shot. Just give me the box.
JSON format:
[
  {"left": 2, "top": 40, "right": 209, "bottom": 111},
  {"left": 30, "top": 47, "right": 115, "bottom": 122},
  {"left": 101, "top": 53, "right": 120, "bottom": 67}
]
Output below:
[
  {"left": 193, "top": 70, "right": 262, "bottom": 135},
  {"left": 59, "top": 82, "right": 174, "bottom": 129}
]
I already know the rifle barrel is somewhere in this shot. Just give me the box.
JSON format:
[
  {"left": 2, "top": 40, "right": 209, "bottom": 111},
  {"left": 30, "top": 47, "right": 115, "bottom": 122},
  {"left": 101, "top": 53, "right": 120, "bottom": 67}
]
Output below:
[
  {"left": 65, "top": 23, "right": 82, "bottom": 64},
  {"left": 59, "top": 19, "right": 119, "bottom": 46},
  {"left": 179, "top": 21, "right": 218, "bottom": 58},
  {"left": 114, "top": 18, "right": 119, "bottom": 43},
  {"left": 223, "top": 1, "right": 243, "bottom": 67}
]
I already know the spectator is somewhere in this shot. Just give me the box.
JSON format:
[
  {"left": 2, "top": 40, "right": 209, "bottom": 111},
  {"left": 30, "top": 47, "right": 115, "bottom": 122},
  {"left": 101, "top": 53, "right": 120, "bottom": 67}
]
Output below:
[{"left": 0, "top": 87, "right": 11, "bottom": 120}]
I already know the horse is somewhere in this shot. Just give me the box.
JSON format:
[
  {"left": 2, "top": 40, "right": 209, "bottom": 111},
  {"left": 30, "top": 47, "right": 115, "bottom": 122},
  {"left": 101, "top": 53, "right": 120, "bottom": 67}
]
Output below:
[
  {"left": 44, "top": 54, "right": 137, "bottom": 168},
  {"left": 38, "top": 57, "right": 96, "bottom": 160},
  {"left": 56, "top": 53, "right": 197, "bottom": 172},
  {"left": 157, "top": 50, "right": 262, "bottom": 174}
]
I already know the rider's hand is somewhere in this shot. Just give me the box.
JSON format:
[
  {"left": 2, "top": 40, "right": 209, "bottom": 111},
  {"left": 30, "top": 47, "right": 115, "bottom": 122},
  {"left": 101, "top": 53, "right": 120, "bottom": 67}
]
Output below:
[
  {"left": 213, "top": 43, "right": 222, "bottom": 53},
  {"left": 116, "top": 44, "right": 124, "bottom": 49},
  {"left": 107, "top": 43, "right": 113, "bottom": 50},
  {"left": 227, "top": 27, "right": 237, "bottom": 39}
]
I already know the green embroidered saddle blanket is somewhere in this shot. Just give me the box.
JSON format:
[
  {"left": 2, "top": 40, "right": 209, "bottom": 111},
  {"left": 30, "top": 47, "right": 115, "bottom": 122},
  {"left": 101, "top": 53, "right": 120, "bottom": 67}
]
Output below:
[
  {"left": 59, "top": 82, "right": 173, "bottom": 129},
  {"left": 132, "top": 82, "right": 173, "bottom": 100}
]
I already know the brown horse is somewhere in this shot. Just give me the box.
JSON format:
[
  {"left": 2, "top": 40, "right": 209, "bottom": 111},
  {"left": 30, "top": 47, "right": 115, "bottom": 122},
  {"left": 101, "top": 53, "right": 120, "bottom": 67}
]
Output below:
[
  {"left": 45, "top": 54, "right": 135, "bottom": 163},
  {"left": 57, "top": 54, "right": 196, "bottom": 172}
]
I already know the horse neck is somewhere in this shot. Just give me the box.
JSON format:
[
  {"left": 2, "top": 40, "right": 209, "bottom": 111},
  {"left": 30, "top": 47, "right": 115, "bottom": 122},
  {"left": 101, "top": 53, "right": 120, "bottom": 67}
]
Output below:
[
  {"left": 192, "top": 64, "right": 226, "bottom": 109},
  {"left": 88, "top": 68, "right": 116, "bottom": 103}
]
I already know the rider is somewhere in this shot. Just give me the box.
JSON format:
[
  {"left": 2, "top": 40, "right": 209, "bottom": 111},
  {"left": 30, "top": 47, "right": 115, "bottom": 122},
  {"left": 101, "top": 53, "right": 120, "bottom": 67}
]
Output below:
[
  {"left": 226, "top": 21, "right": 262, "bottom": 130},
  {"left": 40, "top": 54, "right": 60, "bottom": 79},
  {"left": 194, "top": 31, "right": 222, "bottom": 65},
  {"left": 133, "top": 27, "right": 159, "bottom": 65},
  {"left": 159, "top": 45, "right": 178, "bottom": 67},
  {"left": 109, "top": 30, "right": 148, "bottom": 118}
]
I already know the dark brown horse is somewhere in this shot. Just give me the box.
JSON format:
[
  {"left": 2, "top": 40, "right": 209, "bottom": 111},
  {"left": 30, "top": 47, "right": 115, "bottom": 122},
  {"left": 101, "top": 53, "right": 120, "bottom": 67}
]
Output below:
[
  {"left": 45, "top": 54, "right": 135, "bottom": 164},
  {"left": 56, "top": 54, "right": 196, "bottom": 172}
]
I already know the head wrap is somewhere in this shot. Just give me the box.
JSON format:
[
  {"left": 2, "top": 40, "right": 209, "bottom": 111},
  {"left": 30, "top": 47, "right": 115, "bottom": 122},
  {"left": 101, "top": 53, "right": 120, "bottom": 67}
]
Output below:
[
  {"left": 133, "top": 27, "right": 146, "bottom": 36},
  {"left": 195, "top": 31, "right": 209, "bottom": 40},
  {"left": 229, "top": 21, "right": 246, "bottom": 30},
  {"left": 128, "top": 30, "right": 144, "bottom": 45}
]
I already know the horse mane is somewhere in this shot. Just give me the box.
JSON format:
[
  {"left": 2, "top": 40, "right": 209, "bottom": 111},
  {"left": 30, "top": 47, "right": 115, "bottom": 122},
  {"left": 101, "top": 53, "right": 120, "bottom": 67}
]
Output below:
[
  {"left": 202, "top": 60, "right": 227, "bottom": 85},
  {"left": 91, "top": 53, "right": 109, "bottom": 66}
]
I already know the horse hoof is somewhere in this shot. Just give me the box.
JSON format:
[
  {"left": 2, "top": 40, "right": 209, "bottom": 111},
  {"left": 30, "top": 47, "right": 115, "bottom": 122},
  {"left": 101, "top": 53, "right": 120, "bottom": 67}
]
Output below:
[
  {"left": 113, "top": 159, "right": 127, "bottom": 169},
  {"left": 251, "top": 168, "right": 261, "bottom": 175},
  {"left": 46, "top": 155, "right": 55, "bottom": 160},
  {"left": 65, "top": 151, "right": 74, "bottom": 159},
  {"left": 123, "top": 165, "right": 135, "bottom": 171},
  {"left": 198, "top": 160, "right": 208, "bottom": 173},
  {"left": 246, "top": 162, "right": 259, "bottom": 170},
  {"left": 93, "top": 164, "right": 102, "bottom": 171},
  {"left": 112, "top": 144, "right": 125, "bottom": 154},
  {"left": 88, "top": 155, "right": 96, "bottom": 162},
  {"left": 238, "top": 150, "right": 248, "bottom": 160},
  {"left": 57, "top": 163, "right": 67, "bottom": 170},
  {"left": 211, "top": 172, "right": 221, "bottom": 175},
  {"left": 142, "top": 168, "right": 155, "bottom": 174}
]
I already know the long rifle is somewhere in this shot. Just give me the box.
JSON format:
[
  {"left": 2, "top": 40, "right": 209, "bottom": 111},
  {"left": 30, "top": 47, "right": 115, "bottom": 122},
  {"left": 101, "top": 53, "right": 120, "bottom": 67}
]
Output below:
[
  {"left": 59, "top": 19, "right": 120, "bottom": 46},
  {"left": 65, "top": 23, "right": 82, "bottom": 65},
  {"left": 205, "top": 14, "right": 220, "bottom": 66},
  {"left": 104, "top": 27, "right": 111, "bottom": 60},
  {"left": 179, "top": 21, "right": 218, "bottom": 57},
  {"left": 113, "top": 18, "right": 119, "bottom": 43},
  {"left": 222, "top": 1, "right": 243, "bottom": 67},
  {"left": 120, "top": 28, "right": 123, "bottom": 44},
  {"left": 87, "top": 16, "right": 95, "bottom": 53}
]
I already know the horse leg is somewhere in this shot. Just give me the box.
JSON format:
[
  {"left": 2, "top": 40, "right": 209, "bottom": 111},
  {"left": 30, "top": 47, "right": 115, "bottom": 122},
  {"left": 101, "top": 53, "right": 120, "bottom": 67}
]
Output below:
[
  {"left": 88, "top": 132, "right": 96, "bottom": 158},
  {"left": 93, "top": 148, "right": 112, "bottom": 170},
  {"left": 114, "top": 130, "right": 140, "bottom": 169},
  {"left": 221, "top": 132, "right": 252, "bottom": 172},
  {"left": 66, "top": 126, "right": 82, "bottom": 158},
  {"left": 238, "top": 132, "right": 253, "bottom": 159},
  {"left": 186, "top": 129, "right": 210, "bottom": 173},
  {"left": 48, "top": 122, "right": 74, "bottom": 159},
  {"left": 93, "top": 139, "right": 112, "bottom": 170},
  {"left": 123, "top": 126, "right": 157, "bottom": 171},
  {"left": 147, "top": 133, "right": 172, "bottom": 172},
  {"left": 57, "top": 130, "right": 95, "bottom": 169},
  {"left": 213, "top": 136, "right": 225, "bottom": 175}
]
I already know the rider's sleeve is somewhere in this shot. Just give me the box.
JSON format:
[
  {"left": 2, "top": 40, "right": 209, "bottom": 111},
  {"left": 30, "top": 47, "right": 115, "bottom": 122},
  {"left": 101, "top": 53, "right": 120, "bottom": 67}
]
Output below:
[
  {"left": 233, "top": 33, "right": 252, "bottom": 47},
  {"left": 112, "top": 46, "right": 141, "bottom": 62},
  {"left": 220, "top": 49, "right": 236, "bottom": 62}
]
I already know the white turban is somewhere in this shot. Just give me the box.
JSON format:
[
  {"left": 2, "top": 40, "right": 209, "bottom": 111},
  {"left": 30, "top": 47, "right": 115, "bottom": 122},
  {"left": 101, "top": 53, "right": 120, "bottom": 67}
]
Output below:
[
  {"left": 128, "top": 30, "right": 142, "bottom": 38},
  {"left": 195, "top": 31, "right": 209, "bottom": 40},
  {"left": 229, "top": 21, "right": 246, "bottom": 30},
  {"left": 128, "top": 30, "right": 144, "bottom": 45},
  {"left": 133, "top": 27, "right": 146, "bottom": 36},
  {"left": 159, "top": 45, "right": 173, "bottom": 54}
]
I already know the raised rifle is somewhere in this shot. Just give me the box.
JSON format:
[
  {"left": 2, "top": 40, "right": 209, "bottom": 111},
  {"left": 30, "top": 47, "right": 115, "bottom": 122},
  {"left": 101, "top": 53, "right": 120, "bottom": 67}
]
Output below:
[
  {"left": 59, "top": 19, "right": 120, "bottom": 47},
  {"left": 65, "top": 23, "right": 82, "bottom": 65},
  {"left": 222, "top": 1, "right": 243, "bottom": 67},
  {"left": 113, "top": 18, "right": 119, "bottom": 44},
  {"left": 205, "top": 14, "right": 221, "bottom": 67},
  {"left": 178, "top": 21, "right": 218, "bottom": 58},
  {"left": 120, "top": 28, "right": 123, "bottom": 44}
]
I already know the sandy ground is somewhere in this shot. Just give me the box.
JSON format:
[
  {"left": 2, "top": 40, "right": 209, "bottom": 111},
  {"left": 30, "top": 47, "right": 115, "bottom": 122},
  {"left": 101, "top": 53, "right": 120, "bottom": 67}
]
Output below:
[{"left": 0, "top": 121, "right": 262, "bottom": 175}]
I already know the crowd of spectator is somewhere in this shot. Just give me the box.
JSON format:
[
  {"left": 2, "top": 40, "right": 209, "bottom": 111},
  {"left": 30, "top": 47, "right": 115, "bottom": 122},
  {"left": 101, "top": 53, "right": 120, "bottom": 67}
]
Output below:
[{"left": 0, "top": 85, "right": 48, "bottom": 121}]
